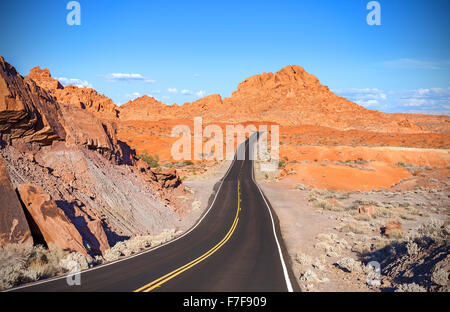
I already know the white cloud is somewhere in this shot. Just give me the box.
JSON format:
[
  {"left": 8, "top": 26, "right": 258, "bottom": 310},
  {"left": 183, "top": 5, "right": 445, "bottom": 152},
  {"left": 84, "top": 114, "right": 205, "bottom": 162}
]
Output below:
[
  {"left": 396, "top": 87, "right": 450, "bottom": 108},
  {"left": 196, "top": 90, "right": 206, "bottom": 97},
  {"left": 333, "top": 88, "right": 387, "bottom": 107},
  {"left": 57, "top": 77, "right": 92, "bottom": 88},
  {"left": 168, "top": 88, "right": 178, "bottom": 93},
  {"left": 125, "top": 92, "right": 141, "bottom": 100},
  {"left": 334, "top": 87, "right": 450, "bottom": 113},
  {"left": 106, "top": 73, "right": 156, "bottom": 83},
  {"left": 181, "top": 89, "right": 193, "bottom": 95},
  {"left": 194, "top": 74, "right": 201, "bottom": 78}
]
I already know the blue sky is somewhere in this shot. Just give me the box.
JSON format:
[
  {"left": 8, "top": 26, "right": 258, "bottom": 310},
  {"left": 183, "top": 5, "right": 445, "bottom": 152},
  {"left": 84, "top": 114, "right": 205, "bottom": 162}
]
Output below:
[{"left": 1, "top": 0, "right": 449, "bottom": 114}]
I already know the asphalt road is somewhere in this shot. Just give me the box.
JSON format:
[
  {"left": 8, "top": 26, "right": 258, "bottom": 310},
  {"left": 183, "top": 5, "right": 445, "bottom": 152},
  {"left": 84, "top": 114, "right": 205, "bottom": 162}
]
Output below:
[{"left": 12, "top": 134, "right": 299, "bottom": 292}]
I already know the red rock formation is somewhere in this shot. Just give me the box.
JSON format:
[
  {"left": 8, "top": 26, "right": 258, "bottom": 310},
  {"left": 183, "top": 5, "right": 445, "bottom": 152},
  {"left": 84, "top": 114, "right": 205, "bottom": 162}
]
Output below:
[
  {"left": 0, "top": 154, "right": 33, "bottom": 246},
  {"left": 381, "top": 221, "right": 403, "bottom": 236},
  {"left": 16, "top": 183, "right": 87, "bottom": 255},
  {"left": 0, "top": 56, "right": 66, "bottom": 145},
  {"left": 0, "top": 57, "right": 191, "bottom": 256},
  {"left": 28, "top": 66, "right": 117, "bottom": 117},
  {"left": 58, "top": 103, "right": 116, "bottom": 155},
  {"left": 118, "top": 65, "right": 449, "bottom": 134},
  {"left": 358, "top": 205, "right": 375, "bottom": 215},
  {"left": 28, "top": 67, "right": 64, "bottom": 91}
]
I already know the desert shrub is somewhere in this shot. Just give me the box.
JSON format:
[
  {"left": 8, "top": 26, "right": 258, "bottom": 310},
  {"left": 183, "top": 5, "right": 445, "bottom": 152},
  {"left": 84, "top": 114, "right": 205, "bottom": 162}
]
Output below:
[
  {"left": 312, "top": 198, "right": 343, "bottom": 211},
  {"left": 400, "top": 213, "right": 416, "bottom": 221},
  {"left": 294, "top": 183, "right": 307, "bottom": 190},
  {"left": 295, "top": 253, "right": 312, "bottom": 266},
  {"left": 395, "top": 163, "right": 425, "bottom": 174},
  {"left": 387, "top": 229, "right": 405, "bottom": 240},
  {"left": 395, "top": 283, "right": 427, "bottom": 292},
  {"left": 335, "top": 257, "right": 363, "bottom": 273},
  {"left": 0, "top": 244, "right": 92, "bottom": 291},
  {"left": 323, "top": 190, "right": 338, "bottom": 199},
  {"left": 353, "top": 198, "right": 381, "bottom": 207},
  {"left": 354, "top": 214, "right": 372, "bottom": 221},
  {"left": 399, "top": 202, "right": 410, "bottom": 208},
  {"left": 373, "top": 207, "right": 393, "bottom": 219},
  {"left": 431, "top": 257, "right": 449, "bottom": 287},
  {"left": 102, "top": 229, "right": 180, "bottom": 263},
  {"left": 340, "top": 223, "right": 366, "bottom": 234},
  {"left": 351, "top": 242, "right": 372, "bottom": 255},
  {"left": 137, "top": 152, "right": 159, "bottom": 168}
]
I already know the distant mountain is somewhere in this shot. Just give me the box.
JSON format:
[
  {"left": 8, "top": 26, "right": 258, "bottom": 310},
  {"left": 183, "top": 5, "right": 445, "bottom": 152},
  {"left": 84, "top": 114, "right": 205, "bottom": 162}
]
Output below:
[{"left": 118, "top": 65, "right": 449, "bottom": 133}]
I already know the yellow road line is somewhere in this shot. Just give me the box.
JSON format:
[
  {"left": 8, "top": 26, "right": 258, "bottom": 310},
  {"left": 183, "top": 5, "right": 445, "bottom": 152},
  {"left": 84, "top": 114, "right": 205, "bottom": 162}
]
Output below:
[{"left": 134, "top": 180, "right": 242, "bottom": 292}]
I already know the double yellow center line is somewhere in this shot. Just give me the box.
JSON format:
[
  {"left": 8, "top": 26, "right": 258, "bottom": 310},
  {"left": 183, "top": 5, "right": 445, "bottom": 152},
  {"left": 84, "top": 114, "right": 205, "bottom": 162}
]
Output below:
[{"left": 134, "top": 180, "right": 242, "bottom": 292}]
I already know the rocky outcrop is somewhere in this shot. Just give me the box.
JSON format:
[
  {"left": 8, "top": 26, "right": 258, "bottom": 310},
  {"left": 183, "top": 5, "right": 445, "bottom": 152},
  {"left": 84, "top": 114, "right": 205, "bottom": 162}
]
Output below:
[
  {"left": 16, "top": 183, "right": 87, "bottom": 255},
  {"left": 28, "top": 67, "right": 117, "bottom": 116},
  {"left": 0, "top": 56, "right": 66, "bottom": 145},
  {"left": 0, "top": 57, "right": 195, "bottom": 259},
  {"left": 58, "top": 103, "right": 116, "bottom": 156},
  {"left": 118, "top": 95, "right": 179, "bottom": 120},
  {"left": 118, "top": 65, "right": 450, "bottom": 134},
  {"left": 0, "top": 154, "right": 33, "bottom": 246},
  {"left": 28, "top": 67, "right": 64, "bottom": 91}
]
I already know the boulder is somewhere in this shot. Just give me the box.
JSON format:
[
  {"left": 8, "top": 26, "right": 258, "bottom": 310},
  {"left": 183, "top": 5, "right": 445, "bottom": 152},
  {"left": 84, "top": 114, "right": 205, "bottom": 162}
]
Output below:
[
  {"left": 381, "top": 221, "right": 403, "bottom": 236},
  {"left": 152, "top": 168, "right": 181, "bottom": 189},
  {"left": 359, "top": 205, "right": 375, "bottom": 215},
  {"left": 16, "top": 183, "right": 87, "bottom": 255},
  {"left": 0, "top": 154, "right": 33, "bottom": 246}
]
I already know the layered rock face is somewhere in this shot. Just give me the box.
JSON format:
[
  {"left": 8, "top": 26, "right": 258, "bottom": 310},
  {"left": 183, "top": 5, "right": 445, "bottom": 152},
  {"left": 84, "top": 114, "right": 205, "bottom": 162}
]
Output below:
[
  {"left": 118, "top": 65, "right": 449, "bottom": 134},
  {"left": 0, "top": 57, "right": 192, "bottom": 257},
  {"left": 0, "top": 154, "right": 33, "bottom": 246},
  {"left": 0, "top": 56, "right": 66, "bottom": 145},
  {"left": 28, "top": 66, "right": 117, "bottom": 117}
]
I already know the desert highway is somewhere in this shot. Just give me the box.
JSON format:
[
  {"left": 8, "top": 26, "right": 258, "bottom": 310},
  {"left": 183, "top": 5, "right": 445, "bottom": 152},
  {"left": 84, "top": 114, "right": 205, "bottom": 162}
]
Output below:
[{"left": 12, "top": 134, "right": 299, "bottom": 292}]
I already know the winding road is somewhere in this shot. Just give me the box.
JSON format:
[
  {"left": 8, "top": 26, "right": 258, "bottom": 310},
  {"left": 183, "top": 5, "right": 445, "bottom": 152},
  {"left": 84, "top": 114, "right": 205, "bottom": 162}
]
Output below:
[{"left": 12, "top": 134, "right": 299, "bottom": 292}]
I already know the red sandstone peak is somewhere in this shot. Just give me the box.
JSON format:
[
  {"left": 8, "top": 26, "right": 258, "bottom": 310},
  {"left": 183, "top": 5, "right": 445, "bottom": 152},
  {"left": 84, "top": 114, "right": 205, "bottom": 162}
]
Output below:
[
  {"left": 29, "top": 66, "right": 64, "bottom": 90},
  {"left": 27, "top": 66, "right": 117, "bottom": 116}
]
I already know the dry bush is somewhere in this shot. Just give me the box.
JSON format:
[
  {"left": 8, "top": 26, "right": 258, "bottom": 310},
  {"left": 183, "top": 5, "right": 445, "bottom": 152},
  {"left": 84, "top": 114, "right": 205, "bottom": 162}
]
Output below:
[
  {"left": 312, "top": 198, "right": 343, "bottom": 211},
  {"left": 373, "top": 207, "right": 394, "bottom": 219},
  {"left": 354, "top": 214, "right": 372, "bottom": 222},
  {"left": 0, "top": 244, "right": 92, "bottom": 291},
  {"left": 335, "top": 257, "right": 363, "bottom": 273},
  {"left": 395, "top": 283, "right": 427, "bottom": 292},
  {"left": 361, "top": 219, "right": 449, "bottom": 292},
  {"left": 387, "top": 229, "right": 405, "bottom": 239},
  {"left": 340, "top": 223, "right": 367, "bottom": 235},
  {"left": 102, "top": 229, "right": 181, "bottom": 263},
  {"left": 353, "top": 199, "right": 381, "bottom": 207}
]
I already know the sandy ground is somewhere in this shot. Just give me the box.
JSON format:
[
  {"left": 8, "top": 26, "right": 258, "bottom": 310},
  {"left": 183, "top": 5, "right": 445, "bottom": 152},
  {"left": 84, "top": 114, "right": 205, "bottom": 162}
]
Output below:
[{"left": 256, "top": 163, "right": 449, "bottom": 292}]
